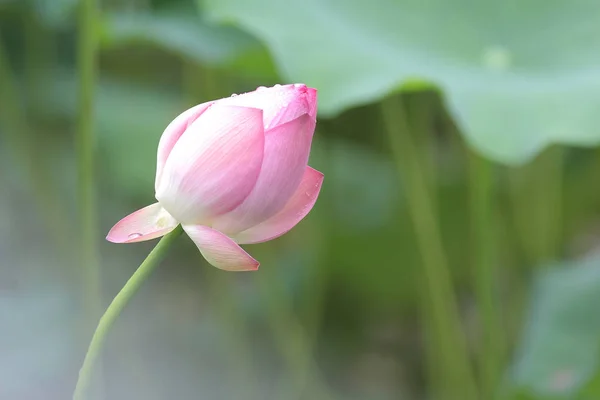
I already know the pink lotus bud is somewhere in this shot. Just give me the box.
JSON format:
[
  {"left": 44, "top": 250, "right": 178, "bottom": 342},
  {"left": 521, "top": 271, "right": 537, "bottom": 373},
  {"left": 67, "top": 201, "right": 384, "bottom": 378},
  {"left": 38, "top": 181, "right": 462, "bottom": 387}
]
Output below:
[{"left": 107, "top": 84, "right": 323, "bottom": 271}]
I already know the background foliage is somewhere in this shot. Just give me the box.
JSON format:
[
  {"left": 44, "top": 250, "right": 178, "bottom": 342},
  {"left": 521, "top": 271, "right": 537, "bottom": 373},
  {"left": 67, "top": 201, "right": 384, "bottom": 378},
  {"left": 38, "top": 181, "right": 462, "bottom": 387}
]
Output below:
[{"left": 2, "top": 0, "right": 600, "bottom": 399}]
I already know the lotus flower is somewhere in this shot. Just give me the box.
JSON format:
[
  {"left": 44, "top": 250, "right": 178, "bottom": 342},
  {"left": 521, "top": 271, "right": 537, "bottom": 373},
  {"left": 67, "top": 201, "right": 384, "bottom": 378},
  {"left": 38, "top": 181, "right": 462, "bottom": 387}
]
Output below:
[{"left": 106, "top": 84, "right": 323, "bottom": 271}]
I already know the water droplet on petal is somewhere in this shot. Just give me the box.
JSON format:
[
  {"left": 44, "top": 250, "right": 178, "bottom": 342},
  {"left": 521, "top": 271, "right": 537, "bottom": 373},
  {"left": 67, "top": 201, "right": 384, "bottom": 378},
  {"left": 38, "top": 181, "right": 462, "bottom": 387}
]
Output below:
[
  {"left": 274, "top": 84, "right": 281, "bottom": 88},
  {"left": 231, "top": 93, "right": 238, "bottom": 97},
  {"left": 128, "top": 233, "right": 143, "bottom": 239}
]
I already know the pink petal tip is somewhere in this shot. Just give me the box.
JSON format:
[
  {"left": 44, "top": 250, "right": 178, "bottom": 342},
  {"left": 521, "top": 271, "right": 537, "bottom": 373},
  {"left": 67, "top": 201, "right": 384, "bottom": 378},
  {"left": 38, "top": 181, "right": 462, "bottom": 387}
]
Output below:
[{"left": 106, "top": 203, "right": 178, "bottom": 244}]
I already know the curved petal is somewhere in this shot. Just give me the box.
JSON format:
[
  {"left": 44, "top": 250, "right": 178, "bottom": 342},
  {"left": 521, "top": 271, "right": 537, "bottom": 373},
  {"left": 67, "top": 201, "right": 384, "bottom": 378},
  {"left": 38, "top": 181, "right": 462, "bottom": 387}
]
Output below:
[
  {"left": 155, "top": 101, "right": 214, "bottom": 191},
  {"left": 183, "top": 225, "right": 259, "bottom": 271},
  {"left": 106, "top": 203, "right": 178, "bottom": 243},
  {"left": 305, "top": 87, "right": 318, "bottom": 121},
  {"left": 212, "top": 114, "right": 315, "bottom": 235},
  {"left": 156, "top": 105, "right": 265, "bottom": 224},
  {"left": 233, "top": 166, "right": 324, "bottom": 245},
  {"left": 216, "top": 84, "right": 315, "bottom": 129}
]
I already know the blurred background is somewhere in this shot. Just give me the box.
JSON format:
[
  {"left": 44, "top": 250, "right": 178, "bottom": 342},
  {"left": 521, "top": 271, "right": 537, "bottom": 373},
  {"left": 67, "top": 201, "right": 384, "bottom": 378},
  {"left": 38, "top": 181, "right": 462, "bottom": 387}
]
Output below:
[{"left": 2, "top": 0, "right": 600, "bottom": 399}]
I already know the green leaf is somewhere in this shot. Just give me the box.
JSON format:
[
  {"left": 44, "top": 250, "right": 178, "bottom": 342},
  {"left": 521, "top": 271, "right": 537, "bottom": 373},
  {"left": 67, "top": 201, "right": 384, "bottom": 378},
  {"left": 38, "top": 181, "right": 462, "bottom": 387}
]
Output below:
[
  {"left": 510, "top": 252, "right": 600, "bottom": 397},
  {"left": 99, "top": 12, "right": 261, "bottom": 65},
  {"left": 202, "top": 0, "right": 600, "bottom": 164},
  {"left": 224, "top": 46, "right": 280, "bottom": 81}
]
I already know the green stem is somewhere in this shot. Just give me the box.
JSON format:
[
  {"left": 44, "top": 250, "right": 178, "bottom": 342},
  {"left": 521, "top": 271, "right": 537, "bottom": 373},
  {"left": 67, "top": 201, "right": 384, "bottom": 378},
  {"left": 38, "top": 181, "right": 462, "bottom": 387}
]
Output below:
[
  {"left": 380, "top": 95, "right": 478, "bottom": 400},
  {"left": 76, "top": 0, "right": 104, "bottom": 395},
  {"left": 406, "top": 92, "right": 443, "bottom": 396},
  {"left": 535, "top": 147, "right": 563, "bottom": 262},
  {"left": 73, "top": 226, "right": 184, "bottom": 400},
  {"left": 77, "top": 0, "right": 99, "bottom": 234},
  {"left": 508, "top": 147, "right": 563, "bottom": 266},
  {"left": 0, "top": 35, "right": 72, "bottom": 259},
  {"left": 469, "top": 152, "right": 504, "bottom": 399},
  {"left": 406, "top": 92, "right": 436, "bottom": 195}
]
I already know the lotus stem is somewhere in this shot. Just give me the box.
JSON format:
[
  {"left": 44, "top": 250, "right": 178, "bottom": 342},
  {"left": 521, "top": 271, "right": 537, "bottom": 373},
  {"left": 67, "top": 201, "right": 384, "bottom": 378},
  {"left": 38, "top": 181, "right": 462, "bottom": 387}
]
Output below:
[{"left": 73, "top": 226, "right": 184, "bottom": 399}]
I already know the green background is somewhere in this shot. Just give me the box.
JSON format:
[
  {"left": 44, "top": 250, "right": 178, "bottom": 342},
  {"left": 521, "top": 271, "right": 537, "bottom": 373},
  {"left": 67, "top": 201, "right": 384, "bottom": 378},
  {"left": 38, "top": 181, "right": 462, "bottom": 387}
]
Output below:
[{"left": 2, "top": 0, "right": 600, "bottom": 399}]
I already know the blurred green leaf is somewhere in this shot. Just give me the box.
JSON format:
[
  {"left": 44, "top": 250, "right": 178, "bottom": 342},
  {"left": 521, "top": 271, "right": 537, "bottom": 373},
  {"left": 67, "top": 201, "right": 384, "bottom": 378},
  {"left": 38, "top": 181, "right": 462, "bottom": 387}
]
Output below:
[
  {"left": 32, "top": 0, "right": 77, "bottom": 28},
  {"left": 324, "top": 140, "right": 399, "bottom": 231},
  {"left": 224, "top": 46, "right": 279, "bottom": 81},
  {"left": 203, "top": 0, "right": 600, "bottom": 164},
  {"left": 305, "top": 138, "right": 421, "bottom": 313},
  {"left": 38, "top": 70, "right": 184, "bottom": 196},
  {"left": 510, "top": 252, "right": 600, "bottom": 397},
  {"left": 100, "top": 12, "right": 261, "bottom": 65}
]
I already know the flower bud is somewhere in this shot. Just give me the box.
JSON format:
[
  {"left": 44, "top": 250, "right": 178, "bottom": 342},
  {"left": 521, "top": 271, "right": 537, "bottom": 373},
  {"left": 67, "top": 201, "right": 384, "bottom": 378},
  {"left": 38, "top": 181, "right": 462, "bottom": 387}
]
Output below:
[{"left": 107, "top": 84, "right": 323, "bottom": 271}]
